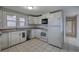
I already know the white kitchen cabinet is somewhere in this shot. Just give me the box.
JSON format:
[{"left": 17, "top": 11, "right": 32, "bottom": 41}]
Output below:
[
  {"left": 9, "top": 31, "right": 27, "bottom": 46},
  {"left": 33, "top": 17, "right": 37, "bottom": 24},
  {"left": 28, "top": 16, "right": 35, "bottom": 24},
  {"left": 37, "top": 17, "right": 41, "bottom": 24},
  {"left": 34, "top": 17, "right": 41, "bottom": 24},
  {"left": 35, "top": 29, "right": 41, "bottom": 38},
  {"left": 41, "top": 13, "right": 49, "bottom": 19},
  {"left": 31, "top": 29, "right": 36, "bottom": 38},
  {"left": 29, "top": 16, "right": 37, "bottom": 24},
  {"left": 28, "top": 16, "right": 41, "bottom": 24},
  {"left": 9, "top": 31, "right": 20, "bottom": 46},
  {"left": 45, "top": 13, "right": 50, "bottom": 18},
  {"left": 31, "top": 29, "right": 41, "bottom": 39},
  {"left": 41, "top": 14, "right": 46, "bottom": 19},
  {"left": 34, "top": 30, "right": 38, "bottom": 38},
  {"left": 1, "top": 33, "right": 9, "bottom": 49}
]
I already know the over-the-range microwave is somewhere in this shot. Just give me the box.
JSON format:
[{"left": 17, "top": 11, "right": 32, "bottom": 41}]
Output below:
[{"left": 42, "top": 18, "right": 48, "bottom": 24}]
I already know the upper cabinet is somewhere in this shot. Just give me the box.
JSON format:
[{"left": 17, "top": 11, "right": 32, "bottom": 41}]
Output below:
[
  {"left": 28, "top": 16, "right": 41, "bottom": 24},
  {"left": 28, "top": 13, "right": 50, "bottom": 25},
  {"left": 41, "top": 13, "right": 50, "bottom": 19},
  {"left": 41, "top": 14, "right": 46, "bottom": 19},
  {"left": 28, "top": 16, "right": 35, "bottom": 24},
  {"left": 34, "top": 17, "right": 41, "bottom": 24}
]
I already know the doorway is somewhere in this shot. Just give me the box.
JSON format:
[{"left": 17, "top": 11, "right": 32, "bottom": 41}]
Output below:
[{"left": 66, "top": 15, "right": 77, "bottom": 37}]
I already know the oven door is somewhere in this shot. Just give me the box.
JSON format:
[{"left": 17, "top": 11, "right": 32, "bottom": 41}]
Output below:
[
  {"left": 41, "top": 32, "right": 46, "bottom": 37},
  {"left": 40, "top": 32, "right": 48, "bottom": 42}
]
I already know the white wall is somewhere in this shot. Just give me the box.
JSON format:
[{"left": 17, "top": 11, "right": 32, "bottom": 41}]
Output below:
[{"left": 63, "top": 7, "right": 79, "bottom": 48}]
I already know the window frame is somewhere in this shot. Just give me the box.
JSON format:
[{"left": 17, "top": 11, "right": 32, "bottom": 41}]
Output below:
[
  {"left": 6, "top": 15, "right": 17, "bottom": 28},
  {"left": 19, "top": 17, "right": 26, "bottom": 27}
]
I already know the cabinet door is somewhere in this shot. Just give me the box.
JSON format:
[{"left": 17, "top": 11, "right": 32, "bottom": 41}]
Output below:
[
  {"left": 1, "top": 33, "right": 9, "bottom": 49},
  {"left": 38, "top": 30, "right": 41, "bottom": 39},
  {"left": 9, "top": 31, "right": 20, "bottom": 46},
  {"left": 33, "top": 17, "right": 37, "bottom": 24},
  {"left": 35, "top": 29, "right": 41, "bottom": 38},
  {"left": 41, "top": 14, "right": 46, "bottom": 19},
  {"left": 37, "top": 17, "right": 41, "bottom": 24},
  {"left": 28, "top": 16, "right": 35, "bottom": 24},
  {"left": 34, "top": 17, "right": 41, "bottom": 24},
  {"left": 34, "top": 30, "right": 38, "bottom": 38},
  {"left": 15, "top": 32, "right": 20, "bottom": 44},
  {"left": 31, "top": 29, "right": 36, "bottom": 38}
]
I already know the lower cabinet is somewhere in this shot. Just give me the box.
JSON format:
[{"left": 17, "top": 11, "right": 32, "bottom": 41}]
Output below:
[
  {"left": 0, "top": 31, "right": 27, "bottom": 50},
  {"left": 35, "top": 29, "right": 41, "bottom": 39},
  {"left": 31, "top": 29, "right": 35, "bottom": 38},
  {"left": 1, "top": 33, "right": 9, "bottom": 49},
  {"left": 9, "top": 31, "right": 27, "bottom": 46},
  {"left": 31, "top": 29, "right": 41, "bottom": 39},
  {"left": 9, "top": 31, "right": 20, "bottom": 46}
]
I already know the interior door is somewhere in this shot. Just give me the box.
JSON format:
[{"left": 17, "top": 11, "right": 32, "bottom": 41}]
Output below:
[
  {"left": 66, "top": 16, "right": 77, "bottom": 37},
  {"left": 48, "top": 11, "right": 64, "bottom": 48}
]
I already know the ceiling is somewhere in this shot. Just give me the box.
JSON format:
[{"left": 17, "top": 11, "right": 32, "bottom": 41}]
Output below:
[{"left": 2, "top": 6, "right": 78, "bottom": 15}]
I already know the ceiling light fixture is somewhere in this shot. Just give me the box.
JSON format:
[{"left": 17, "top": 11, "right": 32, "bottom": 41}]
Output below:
[{"left": 27, "top": 6, "right": 33, "bottom": 10}]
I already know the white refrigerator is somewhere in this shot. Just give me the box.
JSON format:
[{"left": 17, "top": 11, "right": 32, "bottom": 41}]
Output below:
[{"left": 48, "top": 11, "right": 64, "bottom": 48}]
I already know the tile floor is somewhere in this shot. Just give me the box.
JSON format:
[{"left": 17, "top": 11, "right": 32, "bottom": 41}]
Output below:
[
  {"left": 64, "top": 37, "right": 79, "bottom": 52},
  {"left": 2, "top": 39, "right": 68, "bottom": 52}
]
